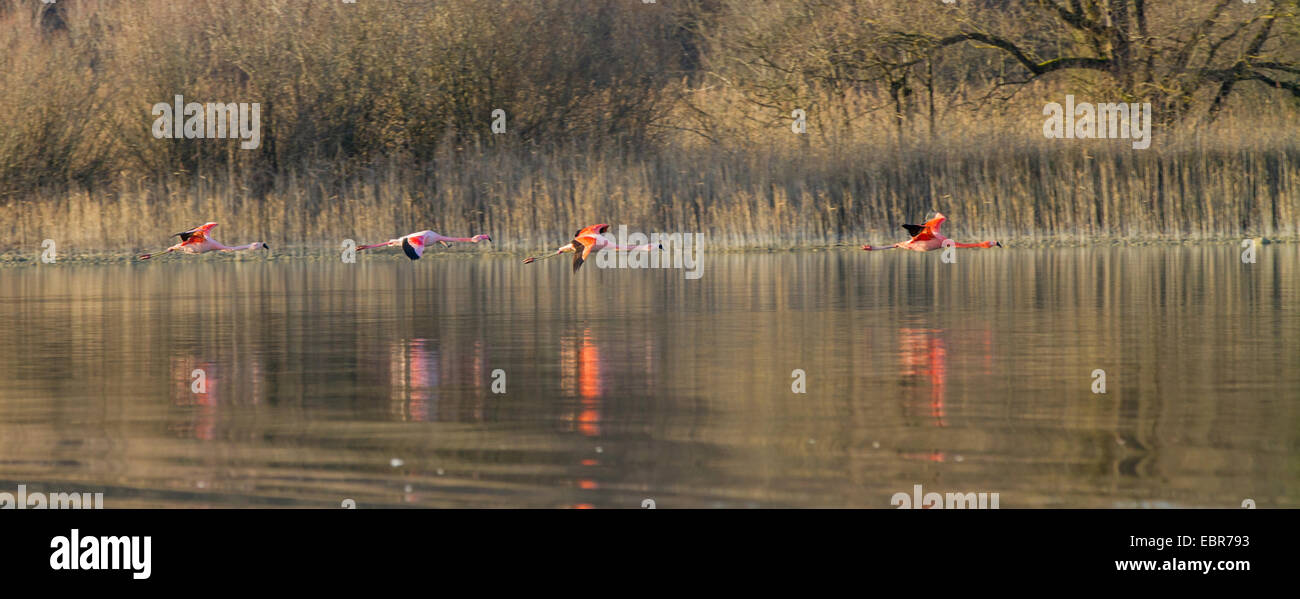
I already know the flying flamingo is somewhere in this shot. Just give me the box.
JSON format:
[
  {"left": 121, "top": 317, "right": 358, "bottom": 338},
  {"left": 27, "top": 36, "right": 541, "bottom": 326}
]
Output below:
[
  {"left": 357, "top": 230, "right": 491, "bottom": 260},
  {"left": 861, "top": 213, "right": 1001, "bottom": 252},
  {"left": 137, "top": 222, "right": 269, "bottom": 259},
  {"left": 522, "top": 224, "right": 661, "bottom": 272}
]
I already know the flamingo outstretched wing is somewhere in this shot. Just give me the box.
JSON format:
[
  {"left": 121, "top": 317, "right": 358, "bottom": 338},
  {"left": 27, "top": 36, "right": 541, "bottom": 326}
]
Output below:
[
  {"left": 576, "top": 224, "right": 611, "bottom": 238},
  {"left": 902, "top": 213, "right": 946, "bottom": 242},
  {"left": 175, "top": 222, "right": 218, "bottom": 243}
]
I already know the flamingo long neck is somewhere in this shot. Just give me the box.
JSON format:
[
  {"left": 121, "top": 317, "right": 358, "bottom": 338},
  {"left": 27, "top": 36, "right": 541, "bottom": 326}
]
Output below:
[
  {"left": 226, "top": 242, "right": 263, "bottom": 251},
  {"left": 953, "top": 241, "right": 996, "bottom": 249}
]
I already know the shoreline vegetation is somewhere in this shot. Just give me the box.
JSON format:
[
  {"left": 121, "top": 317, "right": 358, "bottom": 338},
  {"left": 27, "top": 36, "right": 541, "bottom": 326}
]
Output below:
[
  {"left": 3, "top": 1, "right": 1298, "bottom": 254},
  {"left": 0, "top": 237, "right": 1289, "bottom": 266}
]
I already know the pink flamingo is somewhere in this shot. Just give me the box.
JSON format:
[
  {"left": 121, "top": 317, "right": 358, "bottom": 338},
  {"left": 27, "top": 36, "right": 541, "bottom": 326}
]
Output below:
[
  {"left": 523, "top": 224, "right": 661, "bottom": 272},
  {"left": 357, "top": 230, "right": 491, "bottom": 260},
  {"left": 138, "top": 222, "right": 268, "bottom": 259},
  {"left": 862, "top": 213, "right": 1001, "bottom": 252}
]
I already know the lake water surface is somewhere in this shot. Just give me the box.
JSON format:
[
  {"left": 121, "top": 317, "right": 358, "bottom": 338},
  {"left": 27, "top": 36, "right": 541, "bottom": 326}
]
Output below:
[{"left": 1, "top": 245, "right": 1296, "bottom": 508}]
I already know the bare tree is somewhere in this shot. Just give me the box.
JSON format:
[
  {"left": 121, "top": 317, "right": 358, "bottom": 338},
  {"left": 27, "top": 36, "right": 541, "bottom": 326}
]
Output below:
[
  {"left": 702, "top": 0, "right": 1300, "bottom": 136},
  {"left": 902, "top": 0, "right": 1299, "bottom": 121}
]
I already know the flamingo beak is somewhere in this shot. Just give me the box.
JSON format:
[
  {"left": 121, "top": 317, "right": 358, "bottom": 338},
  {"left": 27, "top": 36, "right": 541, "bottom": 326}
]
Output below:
[
  {"left": 995, "top": 241, "right": 1002, "bottom": 248},
  {"left": 263, "top": 243, "right": 270, "bottom": 249}
]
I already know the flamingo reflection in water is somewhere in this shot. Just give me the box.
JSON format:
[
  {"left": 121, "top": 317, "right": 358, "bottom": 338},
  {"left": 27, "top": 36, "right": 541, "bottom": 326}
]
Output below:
[
  {"left": 899, "top": 328, "right": 949, "bottom": 429},
  {"left": 558, "top": 329, "right": 606, "bottom": 505},
  {"left": 561, "top": 329, "right": 605, "bottom": 438},
  {"left": 897, "top": 327, "right": 995, "bottom": 463},
  {"left": 170, "top": 358, "right": 220, "bottom": 442},
  {"left": 390, "top": 339, "right": 439, "bottom": 422},
  {"left": 388, "top": 338, "right": 493, "bottom": 423},
  {"left": 168, "top": 357, "right": 263, "bottom": 443},
  {"left": 554, "top": 329, "right": 661, "bottom": 507}
]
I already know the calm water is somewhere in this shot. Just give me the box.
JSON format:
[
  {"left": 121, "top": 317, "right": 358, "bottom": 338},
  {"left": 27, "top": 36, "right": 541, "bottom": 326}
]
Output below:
[{"left": 0, "top": 246, "right": 1296, "bottom": 508}]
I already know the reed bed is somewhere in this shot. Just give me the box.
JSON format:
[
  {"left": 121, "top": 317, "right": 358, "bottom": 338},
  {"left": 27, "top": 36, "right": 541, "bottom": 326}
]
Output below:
[{"left": 2, "top": 132, "right": 1295, "bottom": 254}]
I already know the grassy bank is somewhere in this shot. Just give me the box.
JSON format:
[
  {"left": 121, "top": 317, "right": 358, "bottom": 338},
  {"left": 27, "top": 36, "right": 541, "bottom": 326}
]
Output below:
[{"left": 2, "top": 132, "right": 1296, "bottom": 255}]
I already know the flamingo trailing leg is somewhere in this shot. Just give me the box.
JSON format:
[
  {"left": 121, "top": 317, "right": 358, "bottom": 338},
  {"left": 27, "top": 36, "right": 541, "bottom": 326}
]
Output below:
[
  {"left": 357, "top": 230, "right": 491, "bottom": 260},
  {"left": 523, "top": 224, "right": 662, "bottom": 272},
  {"left": 862, "top": 213, "right": 1001, "bottom": 252},
  {"left": 138, "top": 222, "right": 269, "bottom": 259}
]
